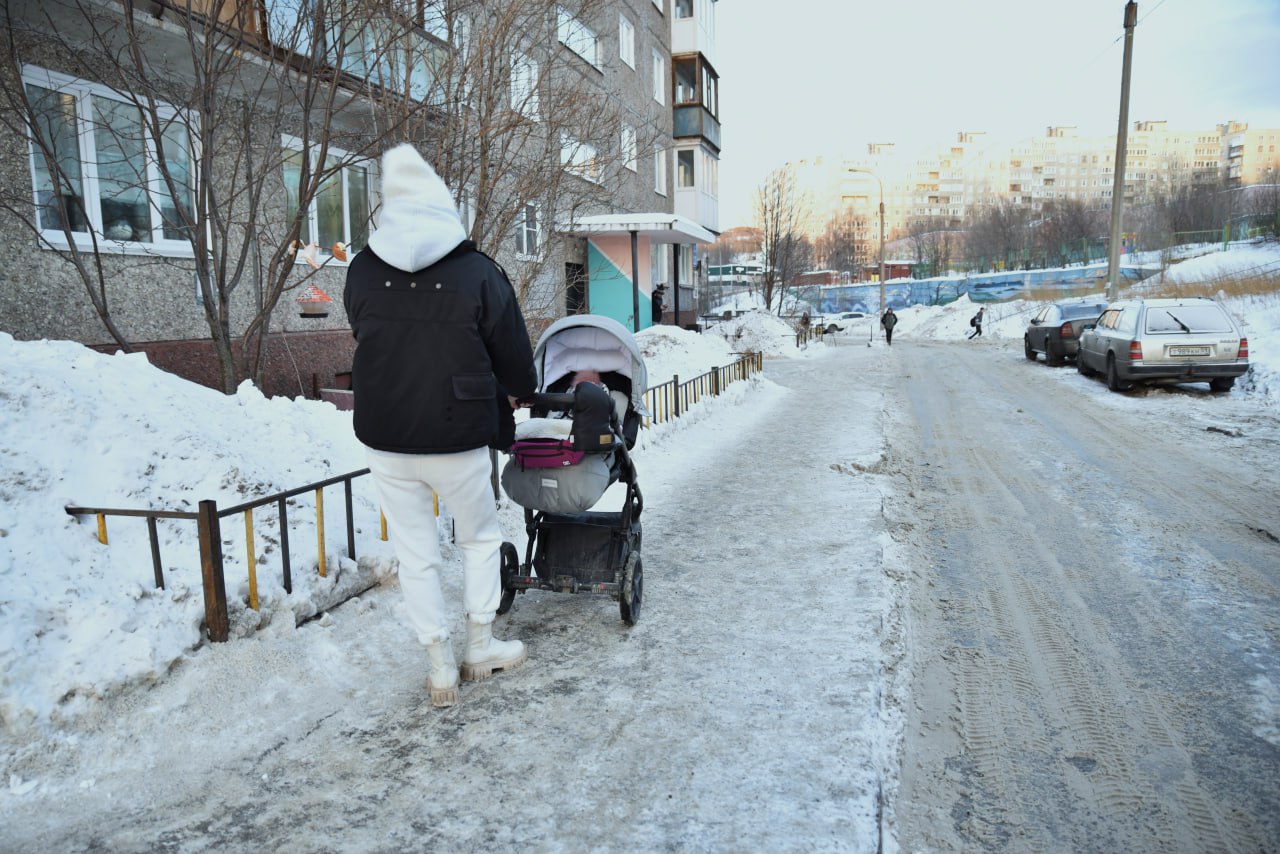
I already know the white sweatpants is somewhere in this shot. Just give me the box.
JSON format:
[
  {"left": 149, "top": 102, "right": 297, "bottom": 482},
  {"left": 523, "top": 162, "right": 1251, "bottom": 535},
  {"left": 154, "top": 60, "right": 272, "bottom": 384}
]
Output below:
[{"left": 364, "top": 446, "right": 501, "bottom": 645}]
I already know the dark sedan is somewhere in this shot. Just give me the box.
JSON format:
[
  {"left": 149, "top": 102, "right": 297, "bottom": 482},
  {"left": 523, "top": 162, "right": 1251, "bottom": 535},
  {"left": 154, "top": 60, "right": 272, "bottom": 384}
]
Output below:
[{"left": 1025, "top": 299, "right": 1109, "bottom": 366}]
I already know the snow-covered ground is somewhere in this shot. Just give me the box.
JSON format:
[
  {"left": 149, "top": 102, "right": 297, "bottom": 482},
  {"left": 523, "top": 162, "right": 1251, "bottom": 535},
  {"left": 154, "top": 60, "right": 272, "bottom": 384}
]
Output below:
[{"left": 1, "top": 239, "right": 1276, "bottom": 826}]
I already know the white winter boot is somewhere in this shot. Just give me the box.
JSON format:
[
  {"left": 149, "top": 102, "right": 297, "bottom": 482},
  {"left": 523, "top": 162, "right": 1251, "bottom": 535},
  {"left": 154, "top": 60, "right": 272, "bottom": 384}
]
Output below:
[
  {"left": 460, "top": 620, "right": 527, "bottom": 682},
  {"left": 426, "top": 640, "right": 459, "bottom": 708}
]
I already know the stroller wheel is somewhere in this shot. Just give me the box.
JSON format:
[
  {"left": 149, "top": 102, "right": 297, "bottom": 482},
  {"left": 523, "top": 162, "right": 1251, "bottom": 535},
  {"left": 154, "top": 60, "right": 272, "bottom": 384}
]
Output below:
[
  {"left": 620, "top": 551, "right": 642, "bottom": 626},
  {"left": 497, "top": 542, "right": 519, "bottom": 617}
]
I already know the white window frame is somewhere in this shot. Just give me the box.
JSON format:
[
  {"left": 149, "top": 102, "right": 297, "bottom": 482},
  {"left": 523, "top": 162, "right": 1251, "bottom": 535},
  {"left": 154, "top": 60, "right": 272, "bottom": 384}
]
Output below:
[
  {"left": 654, "top": 143, "right": 667, "bottom": 196},
  {"left": 651, "top": 49, "right": 666, "bottom": 105},
  {"left": 511, "top": 51, "right": 540, "bottom": 119},
  {"left": 621, "top": 124, "right": 638, "bottom": 173},
  {"left": 557, "top": 6, "right": 599, "bottom": 69},
  {"left": 22, "top": 65, "right": 197, "bottom": 258},
  {"left": 515, "top": 202, "right": 541, "bottom": 258},
  {"left": 560, "top": 132, "right": 601, "bottom": 183},
  {"left": 618, "top": 14, "right": 636, "bottom": 68},
  {"left": 281, "top": 134, "right": 371, "bottom": 266}
]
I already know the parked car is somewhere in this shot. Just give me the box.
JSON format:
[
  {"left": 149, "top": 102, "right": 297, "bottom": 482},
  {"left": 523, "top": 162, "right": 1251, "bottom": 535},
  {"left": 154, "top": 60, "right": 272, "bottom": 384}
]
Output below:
[
  {"left": 814, "top": 311, "right": 866, "bottom": 333},
  {"left": 1076, "top": 297, "right": 1249, "bottom": 392},
  {"left": 1024, "top": 299, "right": 1109, "bottom": 366}
]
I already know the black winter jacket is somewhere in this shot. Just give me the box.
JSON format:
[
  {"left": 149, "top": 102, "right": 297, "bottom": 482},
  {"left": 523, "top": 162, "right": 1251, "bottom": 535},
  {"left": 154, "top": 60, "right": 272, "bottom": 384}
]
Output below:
[{"left": 343, "top": 241, "right": 537, "bottom": 454}]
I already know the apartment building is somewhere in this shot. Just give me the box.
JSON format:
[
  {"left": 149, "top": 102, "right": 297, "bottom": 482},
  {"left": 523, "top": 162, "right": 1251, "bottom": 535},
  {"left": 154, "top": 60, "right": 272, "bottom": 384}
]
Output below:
[
  {"left": 790, "top": 119, "right": 1276, "bottom": 263},
  {"left": 1223, "top": 121, "right": 1280, "bottom": 186},
  {"left": 0, "top": 0, "right": 719, "bottom": 397}
]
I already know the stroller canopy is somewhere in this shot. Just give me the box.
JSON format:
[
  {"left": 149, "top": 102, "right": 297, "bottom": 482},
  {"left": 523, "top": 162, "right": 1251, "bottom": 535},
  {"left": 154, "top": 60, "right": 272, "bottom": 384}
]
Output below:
[{"left": 533, "top": 315, "right": 649, "bottom": 416}]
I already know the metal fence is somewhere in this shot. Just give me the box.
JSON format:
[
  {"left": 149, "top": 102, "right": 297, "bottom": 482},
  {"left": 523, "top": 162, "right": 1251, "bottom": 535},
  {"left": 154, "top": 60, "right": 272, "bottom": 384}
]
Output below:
[{"left": 64, "top": 351, "right": 764, "bottom": 642}]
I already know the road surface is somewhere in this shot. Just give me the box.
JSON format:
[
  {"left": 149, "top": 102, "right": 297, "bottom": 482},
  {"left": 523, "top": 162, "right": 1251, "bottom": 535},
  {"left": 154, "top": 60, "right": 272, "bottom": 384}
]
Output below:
[{"left": 881, "top": 337, "right": 1280, "bottom": 851}]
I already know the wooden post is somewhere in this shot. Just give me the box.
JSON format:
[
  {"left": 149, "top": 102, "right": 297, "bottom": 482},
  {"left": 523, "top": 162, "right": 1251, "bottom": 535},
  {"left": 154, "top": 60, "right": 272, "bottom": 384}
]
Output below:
[{"left": 196, "top": 499, "right": 229, "bottom": 643}]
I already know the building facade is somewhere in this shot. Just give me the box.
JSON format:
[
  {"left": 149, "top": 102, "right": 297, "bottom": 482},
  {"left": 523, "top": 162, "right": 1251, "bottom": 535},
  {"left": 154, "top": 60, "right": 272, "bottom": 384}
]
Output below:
[{"left": 0, "top": 0, "right": 721, "bottom": 397}]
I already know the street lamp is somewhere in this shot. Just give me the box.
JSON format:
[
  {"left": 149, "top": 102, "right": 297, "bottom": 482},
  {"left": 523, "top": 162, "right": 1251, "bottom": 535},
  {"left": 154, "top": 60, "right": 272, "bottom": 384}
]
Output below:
[{"left": 849, "top": 168, "right": 886, "bottom": 324}]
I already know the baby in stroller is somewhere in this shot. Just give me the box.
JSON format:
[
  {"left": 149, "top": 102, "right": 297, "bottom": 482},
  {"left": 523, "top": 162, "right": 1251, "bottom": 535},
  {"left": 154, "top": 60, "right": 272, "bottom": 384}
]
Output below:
[
  {"left": 500, "top": 321, "right": 643, "bottom": 514},
  {"left": 497, "top": 315, "right": 648, "bottom": 624}
]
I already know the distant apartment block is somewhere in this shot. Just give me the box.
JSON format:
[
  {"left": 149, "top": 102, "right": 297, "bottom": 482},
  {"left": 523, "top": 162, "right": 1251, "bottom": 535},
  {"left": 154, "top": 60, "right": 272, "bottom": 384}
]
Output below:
[{"left": 790, "top": 120, "right": 1280, "bottom": 251}]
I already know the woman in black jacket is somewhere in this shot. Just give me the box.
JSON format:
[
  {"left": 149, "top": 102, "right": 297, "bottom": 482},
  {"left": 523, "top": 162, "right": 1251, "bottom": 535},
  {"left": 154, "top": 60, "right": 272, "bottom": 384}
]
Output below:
[{"left": 344, "top": 144, "right": 537, "bottom": 708}]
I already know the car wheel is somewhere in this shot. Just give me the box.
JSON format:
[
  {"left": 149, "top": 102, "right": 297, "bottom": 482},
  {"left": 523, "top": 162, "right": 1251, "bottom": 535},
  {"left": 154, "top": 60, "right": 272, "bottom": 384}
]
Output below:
[
  {"left": 1106, "top": 355, "right": 1132, "bottom": 392},
  {"left": 1210, "top": 377, "right": 1235, "bottom": 393},
  {"left": 826, "top": 324, "right": 839, "bottom": 334},
  {"left": 1077, "top": 351, "right": 1092, "bottom": 376},
  {"left": 1024, "top": 337, "right": 1036, "bottom": 361}
]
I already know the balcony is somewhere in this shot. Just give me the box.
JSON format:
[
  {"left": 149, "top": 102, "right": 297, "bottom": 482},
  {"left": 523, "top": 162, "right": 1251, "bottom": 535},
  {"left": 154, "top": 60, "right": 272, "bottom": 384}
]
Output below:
[
  {"left": 674, "top": 105, "right": 720, "bottom": 151},
  {"left": 672, "top": 0, "right": 717, "bottom": 66}
]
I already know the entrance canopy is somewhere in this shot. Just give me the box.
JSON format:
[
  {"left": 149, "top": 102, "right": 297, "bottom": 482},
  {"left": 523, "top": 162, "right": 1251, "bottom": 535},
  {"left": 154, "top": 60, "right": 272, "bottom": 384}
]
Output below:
[{"left": 559, "top": 212, "right": 717, "bottom": 244}]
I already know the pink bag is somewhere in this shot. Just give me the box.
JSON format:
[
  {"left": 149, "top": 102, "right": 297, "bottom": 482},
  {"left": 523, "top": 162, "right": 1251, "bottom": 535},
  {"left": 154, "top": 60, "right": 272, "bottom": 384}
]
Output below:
[{"left": 512, "top": 438, "right": 585, "bottom": 469}]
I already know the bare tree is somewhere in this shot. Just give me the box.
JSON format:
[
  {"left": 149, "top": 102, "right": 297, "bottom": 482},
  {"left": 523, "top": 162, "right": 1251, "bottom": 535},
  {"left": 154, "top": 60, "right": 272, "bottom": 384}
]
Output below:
[
  {"left": 1, "top": 0, "right": 442, "bottom": 392},
  {"left": 907, "top": 216, "right": 953, "bottom": 278},
  {"left": 2, "top": 0, "right": 641, "bottom": 390},
  {"left": 754, "top": 165, "right": 808, "bottom": 313},
  {"left": 1034, "top": 199, "right": 1105, "bottom": 266},
  {"left": 966, "top": 200, "right": 1031, "bottom": 271}
]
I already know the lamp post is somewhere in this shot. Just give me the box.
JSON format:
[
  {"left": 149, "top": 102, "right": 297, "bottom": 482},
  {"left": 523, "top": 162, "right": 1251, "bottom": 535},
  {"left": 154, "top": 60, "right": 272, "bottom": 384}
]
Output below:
[{"left": 849, "top": 168, "right": 886, "bottom": 323}]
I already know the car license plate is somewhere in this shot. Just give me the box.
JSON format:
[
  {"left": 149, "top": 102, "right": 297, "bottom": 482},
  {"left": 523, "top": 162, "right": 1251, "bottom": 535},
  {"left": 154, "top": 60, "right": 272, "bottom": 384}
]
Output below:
[{"left": 1168, "top": 346, "right": 1210, "bottom": 357}]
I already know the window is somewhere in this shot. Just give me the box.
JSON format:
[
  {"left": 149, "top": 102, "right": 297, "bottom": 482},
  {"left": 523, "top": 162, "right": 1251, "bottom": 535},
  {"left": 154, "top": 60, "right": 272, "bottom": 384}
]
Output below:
[
  {"left": 651, "top": 49, "right": 666, "bottom": 105},
  {"left": 282, "top": 136, "right": 370, "bottom": 263},
  {"left": 654, "top": 144, "right": 667, "bottom": 195},
  {"left": 557, "top": 7, "right": 599, "bottom": 68},
  {"left": 561, "top": 133, "right": 600, "bottom": 182},
  {"left": 618, "top": 14, "right": 635, "bottom": 68},
  {"left": 515, "top": 202, "right": 540, "bottom": 256},
  {"left": 677, "top": 149, "right": 694, "bottom": 188},
  {"left": 23, "top": 66, "right": 195, "bottom": 254},
  {"left": 675, "top": 0, "right": 692, "bottom": 17},
  {"left": 511, "top": 51, "right": 540, "bottom": 118},
  {"left": 621, "top": 124, "right": 637, "bottom": 172}
]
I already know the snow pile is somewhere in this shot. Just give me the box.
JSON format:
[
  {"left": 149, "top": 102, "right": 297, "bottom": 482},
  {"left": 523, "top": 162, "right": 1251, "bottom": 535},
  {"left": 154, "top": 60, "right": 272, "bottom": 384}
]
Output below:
[
  {"left": 1149, "top": 240, "right": 1280, "bottom": 286},
  {"left": 635, "top": 324, "right": 738, "bottom": 384},
  {"left": 0, "top": 333, "right": 392, "bottom": 731},
  {"left": 709, "top": 309, "right": 807, "bottom": 357}
]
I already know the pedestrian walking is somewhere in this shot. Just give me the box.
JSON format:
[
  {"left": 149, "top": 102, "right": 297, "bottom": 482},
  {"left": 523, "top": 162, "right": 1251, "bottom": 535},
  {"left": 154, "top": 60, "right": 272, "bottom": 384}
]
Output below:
[
  {"left": 968, "top": 306, "right": 985, "bottom": 339},
  {"left": 880, "top": 307, "right": 898, "bottom": 346},
  {"left": 652, "top": 284, "right": 667, "bottom": 324},
  {"left": 343, "top": 143, "right": 538, "bottom": 709}
]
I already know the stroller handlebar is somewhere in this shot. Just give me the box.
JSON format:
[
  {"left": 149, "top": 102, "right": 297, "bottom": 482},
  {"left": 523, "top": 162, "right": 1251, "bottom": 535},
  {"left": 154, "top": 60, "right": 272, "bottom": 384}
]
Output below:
[{"left": 518, "top": 391, "right": 576, "bottom": 411}]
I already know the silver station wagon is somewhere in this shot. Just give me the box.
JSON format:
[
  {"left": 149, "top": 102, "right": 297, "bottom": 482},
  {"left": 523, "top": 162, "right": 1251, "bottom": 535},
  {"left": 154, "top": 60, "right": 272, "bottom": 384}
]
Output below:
[{"left": 1076, "top": 297, "right": 1249, "bottom": 392}]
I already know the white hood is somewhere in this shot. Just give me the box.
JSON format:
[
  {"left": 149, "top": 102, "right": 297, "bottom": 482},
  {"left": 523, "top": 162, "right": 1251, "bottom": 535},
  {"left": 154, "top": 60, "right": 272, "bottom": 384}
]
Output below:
[{"left": 367, "top": 144, "right": 467, "bottom": 273}]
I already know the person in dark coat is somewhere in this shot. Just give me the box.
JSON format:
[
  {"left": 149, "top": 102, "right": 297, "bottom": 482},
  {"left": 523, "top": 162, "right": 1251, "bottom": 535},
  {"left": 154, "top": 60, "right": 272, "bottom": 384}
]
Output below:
[
  {"left": 344, "top": 144, "right": 537, "bottom": 708},
  {"left": 652, "top": 284, "right": 666, "bottom": 325},
  {"left": 968, "top": 306, "right": 985, "bottom": 339},
  {"left": 880, "top": 307, "right": 898, "bottom": 346}
]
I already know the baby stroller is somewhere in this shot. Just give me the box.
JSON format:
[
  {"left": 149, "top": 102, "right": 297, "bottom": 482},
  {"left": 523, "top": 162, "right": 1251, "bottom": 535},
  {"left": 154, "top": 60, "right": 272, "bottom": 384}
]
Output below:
[{"left": 498, "top": 315, "right": 647, "bottom": 625}]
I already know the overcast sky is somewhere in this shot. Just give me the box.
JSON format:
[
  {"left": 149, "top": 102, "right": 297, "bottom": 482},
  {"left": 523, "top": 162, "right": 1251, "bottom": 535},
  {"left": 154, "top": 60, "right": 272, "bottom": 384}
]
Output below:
[{"left": 713, "top": 0, "right": 1280, "bottom": 228}]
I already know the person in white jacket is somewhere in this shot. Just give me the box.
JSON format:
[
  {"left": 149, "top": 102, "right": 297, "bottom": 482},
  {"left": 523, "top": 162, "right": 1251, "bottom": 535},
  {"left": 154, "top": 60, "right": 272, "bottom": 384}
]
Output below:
[{"left": 344, "top": 144, "right": 537, "bottom": 708}]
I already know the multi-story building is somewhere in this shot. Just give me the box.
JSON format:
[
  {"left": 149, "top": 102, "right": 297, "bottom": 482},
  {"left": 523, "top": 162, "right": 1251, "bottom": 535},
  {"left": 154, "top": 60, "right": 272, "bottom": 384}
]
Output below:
[
  {"left": 789, "top": 120, "right": 1276, "bottom": 268},
  {"left": 1223, "top": 121, "right": 1280, "bottom": 187},
  {"left": 0, "top": 0, "right": 720, "bottom": 397}
]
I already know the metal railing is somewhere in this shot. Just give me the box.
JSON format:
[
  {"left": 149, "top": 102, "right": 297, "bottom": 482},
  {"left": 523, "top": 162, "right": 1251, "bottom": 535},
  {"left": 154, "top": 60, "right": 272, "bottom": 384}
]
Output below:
[
  {"left": 66, "top": 469, "right": 380, "bottom": 643},
  {"left": 65, "top": 351, "right": 765, "bottom": 643},
  {"left": 642, "top": 351, "right": 763, "bottom": 427}
]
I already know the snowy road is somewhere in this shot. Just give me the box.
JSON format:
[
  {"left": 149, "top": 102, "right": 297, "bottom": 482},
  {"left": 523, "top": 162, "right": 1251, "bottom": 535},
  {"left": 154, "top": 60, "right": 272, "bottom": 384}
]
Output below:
[
  {"left": 7, "top": 334, "right": 1279, "bottom": 852},
  {"left": 884, "top": 338, "right": 1280, "bottom": 851}
]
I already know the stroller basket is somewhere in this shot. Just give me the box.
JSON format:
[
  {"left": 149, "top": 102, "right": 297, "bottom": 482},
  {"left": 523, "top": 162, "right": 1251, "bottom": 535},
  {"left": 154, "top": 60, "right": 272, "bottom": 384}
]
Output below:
[{"left": 534, "top": 511, "right": 631, "bottom": 586}]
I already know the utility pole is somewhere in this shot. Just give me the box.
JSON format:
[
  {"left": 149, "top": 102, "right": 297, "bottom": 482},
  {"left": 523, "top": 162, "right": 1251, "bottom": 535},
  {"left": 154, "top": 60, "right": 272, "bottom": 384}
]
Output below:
[
  {"left": 849, "top": 168, "right": 885, "bottom": 332},
  {"left": 1106, "top": 1, "right": 1138, "bottom": 301}
]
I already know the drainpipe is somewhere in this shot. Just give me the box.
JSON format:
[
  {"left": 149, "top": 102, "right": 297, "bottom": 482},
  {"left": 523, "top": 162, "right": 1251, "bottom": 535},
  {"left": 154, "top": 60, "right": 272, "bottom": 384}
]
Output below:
[
  {"left": 630, "top": 229, "right": 640, "bottom": 333},
  {"left": 672, "top": 243, "right": 681, "bottom": 326}
]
